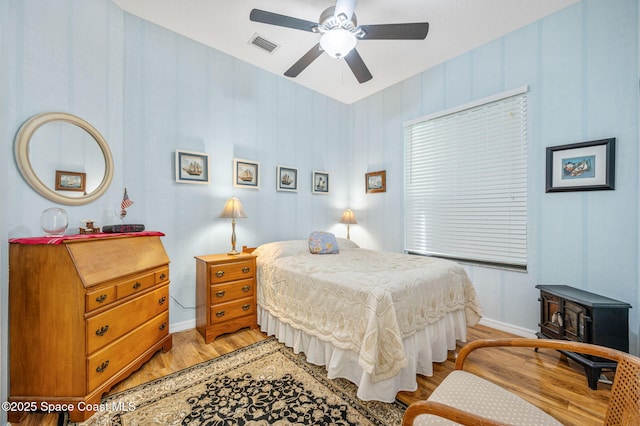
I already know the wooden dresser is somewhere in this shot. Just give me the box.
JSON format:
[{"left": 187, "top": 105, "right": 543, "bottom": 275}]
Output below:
[
  {"left": 8, "top": 234, "right": 172, "bottom": 422},
  {"left": 195, "top": 253, "right": 257, "bottom": 342}
]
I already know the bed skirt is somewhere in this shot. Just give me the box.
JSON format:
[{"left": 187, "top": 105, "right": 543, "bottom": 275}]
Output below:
[{"left": 257, "top": 306, "right": 469, "bottom": 402}]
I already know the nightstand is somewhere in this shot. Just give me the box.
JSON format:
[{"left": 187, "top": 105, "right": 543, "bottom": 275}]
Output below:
[{"left": 195, "top": 253, "right": 257, "bottom": 342}]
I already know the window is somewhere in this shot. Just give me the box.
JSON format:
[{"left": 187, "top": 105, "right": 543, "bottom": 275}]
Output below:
[{"left": 404, "top": 87, "right": 528, "bottom": 269}]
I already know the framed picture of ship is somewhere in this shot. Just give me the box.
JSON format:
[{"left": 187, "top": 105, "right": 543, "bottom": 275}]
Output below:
[
  {"left": 277, "top": 166, "right": 298, "bottom": 192},
  {"left": 176, "top": 150, "right": 209, "bottom": 184},
  {"left": 233, "top": 158, "right": 260, "bottom": 189},
  {"left": 312, "top": 171, "right": 329, "bottom": 194},
  {"left": 546, "top": 138, "right": 615, "bottom": 192}
]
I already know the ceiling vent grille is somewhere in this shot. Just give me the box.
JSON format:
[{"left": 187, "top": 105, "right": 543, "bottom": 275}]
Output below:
[{"left": 249, "top": 34, "right": 279, "bottom": 53}]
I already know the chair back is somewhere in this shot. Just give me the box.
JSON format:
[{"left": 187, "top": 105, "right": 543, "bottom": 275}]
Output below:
[{"left": 605, "top": 354, "right": 640, "bottom": 425}]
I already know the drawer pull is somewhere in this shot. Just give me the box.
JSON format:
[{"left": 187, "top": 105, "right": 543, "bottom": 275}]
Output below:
[
  {"left": 215, "top": 310, "right": 226, "bottom": 318},
  {"left": 159, "top": 322, "right": 167, "bottom": 331},
  {"left": 96, "top": 360, "right": 110, "bottom": 373},
  {"left": 95, "top": 325, "right": 110, "bottom": 336},
  {"left": 160, "top": 273, "right": 167, "bottom": 281},
  {"left": 215, "top": 291, "right": 226, "bottom": 298},
  {"left": 242, "top": 285, "right": 251, "bottom": 292},
  {"left": 242, "top": 304, "right": 251, "bottom": 311},
  {"left": 242, "top": 267, "right": 251, "bottom": 273},
  {"left": 158, "top": 296, "right": 167, "bottom": 305},
  {"left": 133, "top": 282, "right": 142, "bottom": 290},
  {"left": 95, "top": 294, "right": 108, "bottom": 303},
  {"left": 215, "top": 271, "right": 225, "bottom": 278}
]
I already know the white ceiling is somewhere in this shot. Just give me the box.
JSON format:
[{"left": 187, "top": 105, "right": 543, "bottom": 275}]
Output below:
[{"left": 112, "top": 0, "right": 579, "bottom": 104}]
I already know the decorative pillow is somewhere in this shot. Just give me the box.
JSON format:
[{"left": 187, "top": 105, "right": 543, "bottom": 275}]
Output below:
[{"left": 308, "top": 231, "right": 339, "bottom": 254}]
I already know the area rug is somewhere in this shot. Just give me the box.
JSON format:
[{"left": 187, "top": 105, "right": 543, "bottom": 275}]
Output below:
[{"left": 68, "top": 338, "right": 406, "bottom": 425}]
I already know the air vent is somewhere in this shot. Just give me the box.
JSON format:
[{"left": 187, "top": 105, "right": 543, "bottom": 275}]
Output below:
[{"left": 249, "top": 34, "right": 279, "bottom": 53}]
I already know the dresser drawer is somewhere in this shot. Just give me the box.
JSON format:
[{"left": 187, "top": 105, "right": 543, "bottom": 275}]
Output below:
[
  {"left": 87, "top": 310, "right": 169, "bottom": 392},
  {"left": 116, "top": 271, "right": 156, "bottom": 299},
  {"left": 210, "top": 297, "right": 255, "bottom": 324},
  {"left": 86, "top": 286, "right": 117, "bottom": 312},
  {"left": 155, "top": 268, "right": 169, "bottom": 284},
  {"left": 210, "top": 279, "right": 255, "bottom": 304},
  {"left": 210, "top": 260, "right": 254, "bottom": 284},
  {"left": 86, "top": 285, "right": 169, "bottom": 354}
]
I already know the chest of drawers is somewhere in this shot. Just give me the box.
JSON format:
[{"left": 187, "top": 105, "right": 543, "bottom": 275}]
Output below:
[
  {"left": 8, "top": 235, "right": 172, "bottom": 422},
  {"left": 195, "top": 253, "right": 257, "bottom": 342}
]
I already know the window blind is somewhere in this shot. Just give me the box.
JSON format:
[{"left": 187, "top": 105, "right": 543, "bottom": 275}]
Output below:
[{"left": 404, "top": 88, "right": 528, "bottom": 268}]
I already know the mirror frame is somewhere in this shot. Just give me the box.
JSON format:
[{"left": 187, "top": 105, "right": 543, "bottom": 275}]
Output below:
[{"left": 14, "top": 112, "right": 114, "bottom": 206}]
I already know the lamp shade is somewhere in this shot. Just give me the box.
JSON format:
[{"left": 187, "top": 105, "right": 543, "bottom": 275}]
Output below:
[
  {"left": 340, "top": 208, "right": 357, "bottom": 224},
  {"left": 219, "top": 196, "right": 247, "bottom": 219}
]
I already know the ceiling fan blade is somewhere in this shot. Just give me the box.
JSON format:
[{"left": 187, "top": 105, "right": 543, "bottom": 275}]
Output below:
[
  {"left": 344, "top": 48, "right": 372, "bottom": 83},
  {"left": 358, "top": 22, "right": 429, "bottom": 40},
  {"left": 334, "top": 0, "right": 358, "bottom": 21},
  {"left": 284, "top": 43, "right": 324, "bottom": 78},
  {"left": 250, "top": 9, "right": 317, "bottom": 32}
]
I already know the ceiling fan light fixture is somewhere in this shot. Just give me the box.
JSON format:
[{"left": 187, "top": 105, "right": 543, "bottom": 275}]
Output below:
[{"left": 320, "top": 29, "right": 356, "bottom": 58}]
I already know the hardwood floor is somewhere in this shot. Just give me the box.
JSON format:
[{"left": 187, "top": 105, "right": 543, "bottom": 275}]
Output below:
[{"left": 13, "top": 324, "right": 610, "bottom": 425}]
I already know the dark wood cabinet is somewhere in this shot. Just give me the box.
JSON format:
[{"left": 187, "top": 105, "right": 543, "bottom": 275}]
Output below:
[{"left": 536, "top": 284, "right": 631, "bottom": 389}]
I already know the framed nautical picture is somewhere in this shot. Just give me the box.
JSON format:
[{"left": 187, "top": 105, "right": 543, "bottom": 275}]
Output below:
[
  {"left": 312, "top": 171, "right": 329, "bottom": 194},
  {"left": 277, "top": 166, "right": 298, "bottom": 192},
  {"left": 55, "top": 170, "right": 86, "bottom": 192},
  {"left": 176, "top": 150, "right": 209, "bottom": 184},
  {"left": 234, "top": 158, "right": 260, "bottom": 189},
  {"left": 546, "top": 138, "right": 615, "bottom": 192},
  {"left": 365, "top": 170, "right": 386, "bottom": 193}
]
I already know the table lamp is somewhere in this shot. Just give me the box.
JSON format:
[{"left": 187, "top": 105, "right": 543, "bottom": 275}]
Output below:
[
  {"left": 219, "top": 196, "right": 247, "bottom": 255},
  {"left": 339, "top": 208, "right": 357, "bottom": 240}
]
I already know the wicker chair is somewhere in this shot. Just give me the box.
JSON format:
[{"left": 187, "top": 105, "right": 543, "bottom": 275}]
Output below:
[{"left": 402, "top": 338, "right": 640, "bottom": 426}]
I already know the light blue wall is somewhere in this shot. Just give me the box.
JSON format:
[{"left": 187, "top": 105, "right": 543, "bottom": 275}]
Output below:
[
  {"left": 351, "top": 0, "right": 639, "bottom": 351},
  {"left": 0, "top": 0, "right": 638, "bottom": 420}
]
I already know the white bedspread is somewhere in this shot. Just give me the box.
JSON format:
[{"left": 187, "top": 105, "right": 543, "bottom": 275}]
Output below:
[{"left": 253, "top": 239, "right": 483, "bottom": 387}]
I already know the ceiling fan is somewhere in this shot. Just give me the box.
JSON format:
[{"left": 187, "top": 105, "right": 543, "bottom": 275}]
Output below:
[{"left": 249, "top": 0, "right": 429, "bottom": 83}]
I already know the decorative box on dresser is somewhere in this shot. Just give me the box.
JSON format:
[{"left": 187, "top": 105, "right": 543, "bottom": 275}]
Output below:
[
  {"left": 195, "top": 253, "right": 257, "bottom": 343},
  {"left": 8, "top": 233, "right": 172, "bottom": 423},
  {"left": 535, "top": 284, "right": 631, "bottom": 390}
]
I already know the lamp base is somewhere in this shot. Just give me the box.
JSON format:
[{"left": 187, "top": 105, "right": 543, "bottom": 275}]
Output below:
[{"left": 228, "top": 249, "right": 241, "bottom": 256}]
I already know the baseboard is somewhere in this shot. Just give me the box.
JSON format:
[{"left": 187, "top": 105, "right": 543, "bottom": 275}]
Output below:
[
  {"left": 479, "top": 317, "right": 537, "bottom": 338},
  {"left": 169, "top": 319, "right": 196, "bottom": 333}
]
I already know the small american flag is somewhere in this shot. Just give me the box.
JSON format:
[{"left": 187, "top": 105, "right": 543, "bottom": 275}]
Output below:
[{"left": 121, "top": 188, "right": 134, "bottom": 210}]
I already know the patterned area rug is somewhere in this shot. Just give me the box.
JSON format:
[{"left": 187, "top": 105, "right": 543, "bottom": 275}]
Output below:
[{"left": 69, "top": 338, "right": 406, "bottom": 425}]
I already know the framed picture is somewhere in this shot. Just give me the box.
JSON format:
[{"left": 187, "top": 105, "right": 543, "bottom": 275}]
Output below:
[
  {"left": 176, "top": 150, "right": 209, "bottom": 184},
  {"left": 365, "top": 170, "right": 386, "bottom": 193},
  {"left": 234, "top": 158, "right": 260, "bottom": 189},
  {"left": 546, "top": 138, "right": 615, "bottom": 192},
  {"left": 55, "top": 170, "right": 86, "bottom": 192},
  {"left": 277, "top": 166, "right": 298, "bottom": 192},
  {"left": 312, "top": 171, "right": 329, "bottom": 194}
]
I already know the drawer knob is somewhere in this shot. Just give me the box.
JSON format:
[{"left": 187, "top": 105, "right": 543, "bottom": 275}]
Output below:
[
  {"left": 215, "top": 310, "right": 226, "bottom": 318},
  {"left": 96, "top": 360, "right": 110, "bottom": 373},
  {"left": 242, "top": 285, "right": 251, "bottom": 292},
  {"left": 95, "top": 325, "right": 110, "bottom": 336},
  {"left": 158, "top": 296, "right": 167, "bottom": 305},
  {"left": 242, "top": 267, "right": 251, "bottom": 273},
  {"left": 159, "top": 322, "right": 167, "bottom": 331},
  {"left": 215, "top": 291, "right": 226, "bottom": 298},
  {"left": 133, "top": 282, "right": 142, "bottom": 290},
  {"left": 95, "top": 294, "right": 108, "bottom": 303},
  {"left": 215, "top": 271, "right": 225, "bottom": 278},
  {"left": 242, "top": 304, "right": 251, "bottom": 311},
  {"left": 160, "top": 273, "right": 167, "bottom": 280}
]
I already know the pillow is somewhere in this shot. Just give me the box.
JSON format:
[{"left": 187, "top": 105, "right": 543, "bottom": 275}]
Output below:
[
  {"left": 336, "top": 238, "right": 359, "bottom": 250},
  {"left": 308, "top": 231, "right": 339, "bottom": 254}
]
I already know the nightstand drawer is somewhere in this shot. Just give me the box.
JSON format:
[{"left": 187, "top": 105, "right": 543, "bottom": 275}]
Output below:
[
  {"left": 210, "top": 278, "right": 255, "bottom": 304},
  {"left": 210, "top": 297, "right": 255, "bottom": 324},
  {"left": 209, "top": 260, "right": 254, "bottom": 284}
]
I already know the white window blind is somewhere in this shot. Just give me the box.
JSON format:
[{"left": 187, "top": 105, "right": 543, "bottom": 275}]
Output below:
[{"left": 404, "top": 87, "right": 528, "bottom": 268}]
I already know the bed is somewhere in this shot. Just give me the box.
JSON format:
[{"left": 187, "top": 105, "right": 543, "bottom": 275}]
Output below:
[{"left": 252, "top": 236, "right": 483, "bottom": 402}]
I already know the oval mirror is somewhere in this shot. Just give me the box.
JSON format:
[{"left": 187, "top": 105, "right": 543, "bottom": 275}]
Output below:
[{"left": 14, "top": 112, "right": 114, "bottom": 206}]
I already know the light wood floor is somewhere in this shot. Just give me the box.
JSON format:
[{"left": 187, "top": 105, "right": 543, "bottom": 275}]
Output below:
[{"left": 14, "top": 324, "right": 610, "bottom": 425}]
